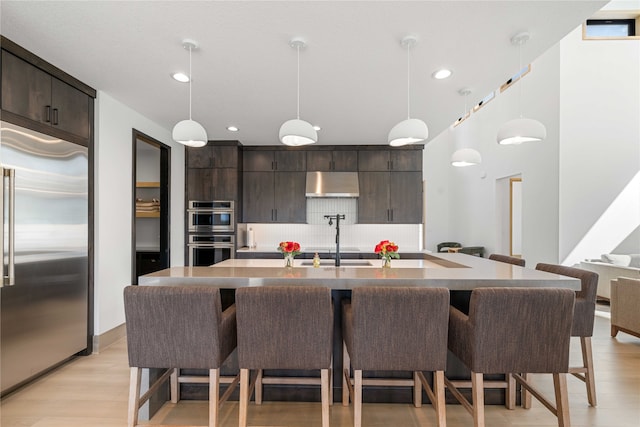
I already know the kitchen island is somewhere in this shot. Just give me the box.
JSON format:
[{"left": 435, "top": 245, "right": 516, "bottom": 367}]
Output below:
[
  {"left": 138, "top": 253, "right": 580, "bottom": 290},
  {"left": 138, "top": 253, "right": 580, "bottom": 406}
]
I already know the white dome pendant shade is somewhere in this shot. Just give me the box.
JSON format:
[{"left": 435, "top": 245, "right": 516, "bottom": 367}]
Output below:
[
  {"left": 279, "top": 118, "right": 317, "bottom": 146},
  {"left": 280, "top": 38, "right": 317, "bottom": 146},
  {"left": 497, "top": 117, "right": 546, "bottom": 145},
  {"left": 172, "top": 39, "right": 208, "bottom": 148},
  {"left": 172, "top": 119, "right": 208, "bottom": 147},
  {"left": 451, "top": 148, "right": 482, "bottom": 167},
  {"left": 388, "top": 36, "right": 428, "bottom": 147},
  {"left": 389, "top": 119, "right": 429, "bottom": 147},
  {"left": 497, "top": 32, "right": 546, "bottom": 146},
  {"left": 451, "top": 88, "right": 481, "bottom": 167}
]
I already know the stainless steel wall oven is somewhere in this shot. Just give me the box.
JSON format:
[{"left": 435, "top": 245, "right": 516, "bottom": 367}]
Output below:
[
  {"left": 187, "top": 200, "right": 234, "bottom": 233},
  {"left": 187, "top": 201, "right": 235, "bottom": 266}
]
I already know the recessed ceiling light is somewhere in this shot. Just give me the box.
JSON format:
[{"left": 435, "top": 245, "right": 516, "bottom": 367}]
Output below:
[
  {"left": 227, "top": 126, "right": 239, "bottom": 132},
  {"left": 432, "top": 69, "right": 452, "bottom": 80},
  {"left": 313, "top": 125, "right": 321, "bottom": 131},
  {"left": 172, "top": 72, "right": 189, "bottom": 83}
]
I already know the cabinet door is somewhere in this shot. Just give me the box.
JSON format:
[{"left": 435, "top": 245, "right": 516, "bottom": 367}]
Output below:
[
  {"left": 212, "top": 168, "right": 238, "bottom": 201},
  {"left": 275, "top": 150, "right": 306, "bottom": 171},
  {"left": 51, "top": 78, "right": 90, "bottom": 139},
  {"left": 1, "top": 50, "right": 51, "bottom": 124},
  {"left": 274, "top": 171, "right": 306, "bottom": 223},
  {"left": 332, "top": 150, "right": 358, "bottom": 171},
  {"left": 358, "top": 150, "right": 390, "bottom": 171},
  {"left": 390, "top": 149, "right": 422, "bottom": 171},
  {"left": 212, "top": 145, "right": 238, "bottom": 168},
  {"left": 243, "top": 172, "right": 275, "bottom": 222},
  {"left": 389, "top": 172, "right": 423, "bottom": 223},
  {"left": 357, "top": 172, "right": 391, "bottom": 223},
  {"left": 243, "top": 150, "right": 274, "bottom": 171},
  {"left": 306, "top": 151, "right": 333, "bottom": 171},
  {"left": 186, "top": 145, "right": 214, "bottom": 168},
  {"left": 186, "top": 168, "right": 214, "bottom": 201}
]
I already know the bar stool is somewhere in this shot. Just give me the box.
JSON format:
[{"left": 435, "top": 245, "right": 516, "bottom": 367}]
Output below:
[
  {"left": 534, "top": 263, "right": 599, "bottom": 407},
  {"left": 342, "top": 287, "right": 450, "bottom": 427},
  {"left": 488, "top": 254, "right": 526, "bottom": 267},
  {"left": 123, "top": 285, "right": 238, "bottom": 427},
  {"left": 446, "top": 287, "right": 575, "bottom": 427},
  {"left": 236, "top": 286, "right": 333, "bottom": 427}
]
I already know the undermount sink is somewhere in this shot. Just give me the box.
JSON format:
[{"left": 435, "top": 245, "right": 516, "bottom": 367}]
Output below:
[{"left": 300, "top": 260, "right": 372, "bottom": 267}]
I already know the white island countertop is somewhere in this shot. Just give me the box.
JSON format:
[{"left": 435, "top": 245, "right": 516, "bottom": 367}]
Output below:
[{"left": 138, "top": 253, "right": 580, "bottom": 291}]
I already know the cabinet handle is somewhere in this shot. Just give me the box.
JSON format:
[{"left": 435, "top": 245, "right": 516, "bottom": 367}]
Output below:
[
  {"left": 390, "top": 209, "right": 394, "bottom": 222},
  {"left": 274, "top": 209, "right": 277, "bottom": 221},
  {"left": 390, "top": 160, "right": 393, "bottom": 170},
  {"left": 52, "top": 108, "right": 59, "bottom": 125},
  {"left": 44, "top": 106, "right": 51, "bottom": 123},
  {"left": 387, "top": 160, "right": 390, "bottom": 170},
  {"left": 387, "top": 209, "right": 390, "bottom": 222}
]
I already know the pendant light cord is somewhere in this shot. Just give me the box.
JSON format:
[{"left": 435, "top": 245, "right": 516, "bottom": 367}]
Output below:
[
  {"left": 406, "top": 42, "right": 411, "bottom": 120},
  {"left": 188, "top": 45, "right": 193, "bottom": 120},
  {"left": 518, "top": 41, "right": 523, "bottom": 119},
  {"left": 296, "top": 44, "right": 301, "bottom": 120}
]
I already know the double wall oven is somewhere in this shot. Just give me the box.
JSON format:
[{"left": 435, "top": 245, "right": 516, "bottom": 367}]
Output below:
[{"left": 187, "top": 201, "right": 235, "bottom": 266}]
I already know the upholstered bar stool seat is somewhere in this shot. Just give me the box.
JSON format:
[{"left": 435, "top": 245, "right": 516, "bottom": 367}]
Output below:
[
  {"left": 123, "top": 285, "right": 238, "bottom": 427},
  {"left": 446, "top": 287, "right": 575, "bottom": 427},
  {"left": 488, "top": 254, "right": 526, "bottom": 267},
  {"left": 236, "top": 286, "right": 333, "bottom": 427},
  {"left": 342, "top": 287, "right": 450, "bottom": 427},
  {"left": 534, "top": 263, "right": 599, "bottom": 407}
]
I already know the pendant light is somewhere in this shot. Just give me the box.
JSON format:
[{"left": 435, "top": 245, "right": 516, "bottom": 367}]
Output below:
[
  {"left": 279, "top": 37, "right": 317, "bottom": 146},
  {"left": 388, "top": 35, "right": 428, "bottom": 147},
  {"left": 172, "top": 39, "right": 208, "bottom": 148},
  {"left": 451, "top": 88, "right": 482, "bottom": 167},
  {"left": 497, "top": 32, "right": 546, "bottom": 145}
]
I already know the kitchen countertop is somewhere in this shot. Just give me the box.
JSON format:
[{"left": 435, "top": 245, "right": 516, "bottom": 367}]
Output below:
[
  {"left": 138, "top": 253, "right": 580, "bottom": 290},
  {"left": 236, "top": 246, "right": 428, "bottom": 254}
]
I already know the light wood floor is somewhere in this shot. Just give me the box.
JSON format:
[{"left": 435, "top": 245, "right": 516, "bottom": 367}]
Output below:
[{"left": 2, "top": 307, "right": 639, "bottom": 427}]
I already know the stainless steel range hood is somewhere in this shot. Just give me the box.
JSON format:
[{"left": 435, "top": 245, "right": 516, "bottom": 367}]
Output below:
[{"left": 305, "top": 172, "right": 359, "bottom": 197}]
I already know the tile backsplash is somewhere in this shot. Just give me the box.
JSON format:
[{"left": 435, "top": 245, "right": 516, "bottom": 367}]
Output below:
[
  {"left": 239, "top": 222, "right": 423, "bottom": 252},
  {"left": 306, "top": 198, "right": 357, "bottom": 225}
]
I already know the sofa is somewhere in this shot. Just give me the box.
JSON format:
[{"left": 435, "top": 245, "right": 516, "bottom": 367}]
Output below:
[
  {"left": 611, "top": 277, "right": 640, "bottom": 339},
  {"left": 579, "top": 254, "right": 640, "bottom": 301}
]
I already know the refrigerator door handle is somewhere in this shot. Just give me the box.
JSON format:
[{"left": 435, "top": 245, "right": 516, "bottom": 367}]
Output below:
[{"left": 2, "top": 168, "right": 15, "bottom": 286}]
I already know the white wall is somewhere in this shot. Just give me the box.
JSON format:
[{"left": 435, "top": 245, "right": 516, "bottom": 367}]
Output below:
[
  {"left": 559, "top": 26, "right": 640, "bottom": 264},
  {"left": 424, "top": 44, "right": 561, "bottom": 265},
  {"left": 94, "top": 91, "right": 185, "bottom": 336}
]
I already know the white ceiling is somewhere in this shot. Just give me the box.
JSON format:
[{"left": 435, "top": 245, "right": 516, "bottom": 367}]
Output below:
[{"left": 1, "top": 1, "right": 608, "bottom": 146}]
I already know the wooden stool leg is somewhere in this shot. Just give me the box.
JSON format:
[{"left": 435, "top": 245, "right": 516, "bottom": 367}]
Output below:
[
  {"left": 255, "top": 369, "right": 263, "bottom": 405},
  {"left": 471, "top": 372, "right": 485, "bottom": 427},
  {"left": 342, "top": 341, "right": 351, "bottom": 406},
  {"left": 170, "top": 368, "right": 179, "bottom": 403},
  {"left": 434, "top": 371, "right": 446, "bottom": 427},
  {"left": 354, "top": 370, "right": 363, "bottom": 427},
  {"left": 239, "top": 368, "right": 249, "bottom": 427},
  {"left": 553, "top": 373, "right": 571, "bottom": 427},
  {"left": 127, "top": 367, "right": 141, "bottom": 427},
  {"left": 209, "top": 368, "right": 220, "bottom": 427},
  {"left": 506, "top": 373, "right": 516, "bottom": 409},
  {"left": 414, "top": 371, "right": 422, "bottom": 408},
  {"left": 581, "top": 337, "right": 597, "bottom": 407},
  {"left": 321, "top": 368, "right": 330, "bottom": 427},
  {"left": 522, "top": 373, "right": 532, "bottom": 409}
]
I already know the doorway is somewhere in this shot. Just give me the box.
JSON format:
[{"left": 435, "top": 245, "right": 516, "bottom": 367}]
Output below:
[
  {"left": 131, "top": 130, "right": 170, "bottom": 284},
  {"left": 510, "top": 177, "right": 522, "bottom": 257}
]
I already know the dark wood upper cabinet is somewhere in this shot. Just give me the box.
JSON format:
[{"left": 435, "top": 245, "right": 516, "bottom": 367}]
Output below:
[
  {"left": 358, "top": 148, "right": 422, "bottom": 171},
  {"left": 306, "top": 150, "right": 357, "bottom": 171},
  {"left": 186, "top": 146, "right": 214, "bottom": 169},
  {"left": 244, "top": 150, "right": 306, "bottom": 172},
  {"left": 358, "top": 170, "right": 422, "bottom": 224},
  {"left": 1, "top": 50, "right": 91, "bottom": 140}
]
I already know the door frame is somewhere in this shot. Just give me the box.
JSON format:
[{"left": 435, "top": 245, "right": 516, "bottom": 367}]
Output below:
[{"left": 131, "top": 129, "right": 171, "bottom": 285}]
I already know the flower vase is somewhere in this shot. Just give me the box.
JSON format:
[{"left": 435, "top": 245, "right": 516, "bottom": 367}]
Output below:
[
  {"left": 382, "top": 257, "right": 391, "bottom": 268},
  {"left": 285, "top": 254, "right": 294, "bottom": 268}
]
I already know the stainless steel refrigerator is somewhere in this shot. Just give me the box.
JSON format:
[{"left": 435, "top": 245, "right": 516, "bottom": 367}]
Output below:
[{"left": 1, "top": 121, "right": 89, "bottom": 395}]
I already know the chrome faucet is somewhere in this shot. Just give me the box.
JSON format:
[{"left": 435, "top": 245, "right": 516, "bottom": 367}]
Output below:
[{"left": 324, "top": 214, "right": 345, "bottom": 266}]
